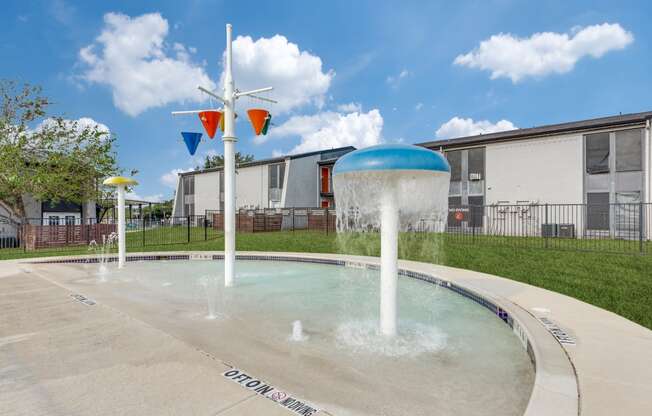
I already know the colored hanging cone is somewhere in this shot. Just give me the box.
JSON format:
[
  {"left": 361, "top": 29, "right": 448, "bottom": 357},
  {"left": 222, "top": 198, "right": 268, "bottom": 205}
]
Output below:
[
  {"left": 247, "top": 108, "right": 269, "bottom": 135},
  {"left": 181, "top": 132, "right": 202, "bottom": 156},
  {"left": 219, "top": 113, "right": 225, "bottom": 132},
  {"left": 261, "top": 114, "right": 272, "bottom": 135},
  {"left": 198, "top": 111, "right": 222, "bottom": 138}
]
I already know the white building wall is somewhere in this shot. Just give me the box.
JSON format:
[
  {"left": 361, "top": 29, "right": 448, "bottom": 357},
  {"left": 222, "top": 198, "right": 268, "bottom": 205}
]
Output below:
[
  {"left": 235, "top": 164, "right": 268, "bottom": 209},
  {"left": 485, "top": 134, "right": 584, "bottom": 205},
  {"left": 194, "top": 171, "right": 220, "bottom": 215}
]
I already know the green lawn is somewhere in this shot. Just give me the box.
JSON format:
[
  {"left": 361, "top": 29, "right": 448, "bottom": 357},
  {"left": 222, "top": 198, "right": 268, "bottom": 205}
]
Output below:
[{"left": 3, "top": 229, "right": 651, "bottom": 330}]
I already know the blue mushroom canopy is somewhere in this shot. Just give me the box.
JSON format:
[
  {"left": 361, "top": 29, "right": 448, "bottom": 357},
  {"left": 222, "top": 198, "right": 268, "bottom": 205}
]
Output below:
[{"left": 333, "top": 144, "right": 450, "bottom": 175}]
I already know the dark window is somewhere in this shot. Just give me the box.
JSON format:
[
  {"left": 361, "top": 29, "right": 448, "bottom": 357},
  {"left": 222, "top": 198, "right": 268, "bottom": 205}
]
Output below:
[
  {"left": 467, "top": 148, "right": 484, "bottom": 181},
  {"left": 585, "top": 133, "right": 610, "bottom": 174},
  {"left": 65, "top": 216, "right": 76, "bottom": 225},
  {"left": 615, "top": 129, "right": 642, "bottom": 172},
  {"left": 586, "top": 192, "right": 610, "bottom": 230},
  {"left": 48, "top": 216, "right": 60, "bottom": 226},
  {"left": 268, "top": 164, "right": 285, "bottom": 189},
  {"left": 468, "top": 195, "right": 484, "bottom": 227},
  {"left": 183, "top": 175, "right": 195, "bottom": 195},
  {"left": 446, "top": 151, "right": 462, "bottom": 182}
]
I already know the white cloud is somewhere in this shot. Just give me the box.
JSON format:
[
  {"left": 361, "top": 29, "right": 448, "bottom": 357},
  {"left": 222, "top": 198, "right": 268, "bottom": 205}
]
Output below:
[
  {"left": 160, "top": 168, "right": 192, "bottom": 189},
  {"left": 267, "top": 109, "right": 383, "bottom": 154},
  {"left": 126, "top": 191, "right": 165, "bottom": 203},
  {"left": 221, "top": 35, "right": 333, "bottom": 114},
  {"left": 415, "top": 102, "right": 423, "bottom": 111},
  {"left": 435, "top": 116, "right": 516, "bottom": 139},
  {"left": 32, "top": 117, "right": 111, "bottom": 140},
  {"left": 454, "top": 23, "right": 633, "bottom": 82},
  {"left": 386, "top": 69, "right": 409, "bottom": 88},
  {"left": 336, "top": 102, "right": 362, "bottom": 112},
  {"left": 79, "top": 12, "right": 215, "bottom": 116}
]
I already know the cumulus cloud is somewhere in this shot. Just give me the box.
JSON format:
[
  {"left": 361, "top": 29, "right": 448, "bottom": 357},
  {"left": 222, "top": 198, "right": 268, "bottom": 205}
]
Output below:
[
  {"left": 435, "top": 116, "right": 516, "bottom": 139},
  {"left": 35, "top": 117, "right": 110, "bottom": 135},
  {"left": 336, "top": 102, "right": 362, "bottom": 112},
  {"left": 160, "top": 168, "right": 192, "bottom": 189},
  {"left": 79, "top": 12, "right": 215, "bottom": 116},
  {"left": 267, "top": 109, "right": 383, "bottom": 154},
  {"left": 221, "top": 35, "right": 333, "bottom": 114},
  {"left": 454, "top": 23, "right": 633, "bottom": 82}
]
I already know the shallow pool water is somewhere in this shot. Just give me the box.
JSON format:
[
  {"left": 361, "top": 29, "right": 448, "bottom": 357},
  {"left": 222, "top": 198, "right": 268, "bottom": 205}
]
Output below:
[{"left": 73, "top": 259, "right": 534, "bottom": 416}]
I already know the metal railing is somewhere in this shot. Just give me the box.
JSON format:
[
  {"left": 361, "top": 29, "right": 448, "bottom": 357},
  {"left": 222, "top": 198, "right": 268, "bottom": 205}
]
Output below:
[
  {"left": 1, "top": 203, "right": 650, "bottom": 255},
  {"left": 444, "top": 202, "right": 651, "bottom": 254}
]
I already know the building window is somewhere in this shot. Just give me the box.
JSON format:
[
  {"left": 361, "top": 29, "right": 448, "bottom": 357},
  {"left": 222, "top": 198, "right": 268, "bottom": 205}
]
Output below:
[
  {"left": 182, "top": 175, "right": 195, "bottom": 216},
  {"left": 615, "top": 129, "right": 642, "bottom": 172},
  {"left": 321, "top": 199, "right": 331, "bottom": 208},
  {"left": 586, "top": 192, "right": 610, "bottom": 230},
  {"left": 321, "top": 167, "right": 331, "bottom": 193},
  {"left": 269, "top": 163, "right": 285, "bottom": 203},
  {"left": 447, "top": 150, "right": 462, "bottom": 182},
  {"left": 467, "top": 148, "right": 484, "bottom": 181},
  {"left": 585, "top": 132, "right": 610, "bottom": 174},
  {"left": 65, "top": 216, "right": 76, "bottom": 225},
  {"left": 48, "top": 216, "right": 60, "bottom": 226}
]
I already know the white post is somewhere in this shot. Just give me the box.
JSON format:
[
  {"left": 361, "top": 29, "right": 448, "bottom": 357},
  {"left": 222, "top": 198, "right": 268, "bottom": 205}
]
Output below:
[
  {"left": 223, "top": 23, "right": 236, "bottom": 287},
  {"left": 117, "top": 185, "right": 126, "bottom": 268},
  {"left": 380, "top": 189, "right": 399, "bottom": 336}
]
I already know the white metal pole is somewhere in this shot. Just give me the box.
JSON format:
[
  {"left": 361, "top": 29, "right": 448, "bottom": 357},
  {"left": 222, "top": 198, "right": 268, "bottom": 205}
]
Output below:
[
  {"left": 117, "top": 185, "right": 126, "bottom": 268},
  {"left": 380, "top": 188, "right": 398, "bottom": 336},
  {"left": 223, "top": 23, "right": 237, "bottom": 287}
]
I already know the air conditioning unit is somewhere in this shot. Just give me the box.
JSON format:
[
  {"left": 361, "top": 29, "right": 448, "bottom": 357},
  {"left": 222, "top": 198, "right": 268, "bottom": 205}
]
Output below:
[
  {"left": 541, "top": 223, "right": 558, "bottom": 237},
  {"left": 558, "top": 224, "right": 576, "bottom": 238}
]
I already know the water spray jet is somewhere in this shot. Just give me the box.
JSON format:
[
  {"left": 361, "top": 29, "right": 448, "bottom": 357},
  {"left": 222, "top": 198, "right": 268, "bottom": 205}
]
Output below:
[{"left": 333, "top": 144, "right": 450, "bottom": 336}]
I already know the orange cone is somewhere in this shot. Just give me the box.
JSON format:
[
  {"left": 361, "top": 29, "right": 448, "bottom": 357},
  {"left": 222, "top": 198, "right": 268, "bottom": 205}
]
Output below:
[
  {"left": 247, "top": 109, "right": 269, "bottom": 135},
  {"left": 198, "top": 111, "right": 222, "bottom": 138}
]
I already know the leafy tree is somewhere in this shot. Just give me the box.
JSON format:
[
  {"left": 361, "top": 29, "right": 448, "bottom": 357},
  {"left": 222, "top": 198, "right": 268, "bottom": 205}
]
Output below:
[
  {"left": 0, "top": 80, "right": 119, "bottom": 219},
  {"left": 197, "top": 152, "right": 254, "bottom": 170}
]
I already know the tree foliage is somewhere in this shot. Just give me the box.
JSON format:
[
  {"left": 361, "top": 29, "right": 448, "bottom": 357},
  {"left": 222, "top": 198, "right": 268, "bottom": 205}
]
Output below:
[
  {"left": 197, "top": 152, "right": 255, "bottom": 170},
  {"left": 0, "top": 80, "right": 119, "bottom": 218}
]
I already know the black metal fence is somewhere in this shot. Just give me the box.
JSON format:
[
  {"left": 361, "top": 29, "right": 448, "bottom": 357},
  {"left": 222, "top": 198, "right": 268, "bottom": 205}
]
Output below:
[
  {"left": 445, "top": 203, "right": 651, "bottom": 254},
  {"left": 1, "top": 203, "right": 650, "bottom": 255}
]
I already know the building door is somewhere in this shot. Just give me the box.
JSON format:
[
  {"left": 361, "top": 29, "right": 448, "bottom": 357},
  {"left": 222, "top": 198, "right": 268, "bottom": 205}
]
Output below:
[{"left": 321, "top": 167, "right": 330, "bottom": 193}]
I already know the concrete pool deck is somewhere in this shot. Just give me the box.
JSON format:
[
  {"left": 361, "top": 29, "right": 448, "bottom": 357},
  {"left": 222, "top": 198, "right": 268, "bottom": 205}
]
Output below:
[{"left": 1, "top": 251, "right": 651, "bottom": 415}]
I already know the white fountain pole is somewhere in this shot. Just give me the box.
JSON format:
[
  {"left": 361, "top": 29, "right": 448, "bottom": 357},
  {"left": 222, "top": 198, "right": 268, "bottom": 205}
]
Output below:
[
  {"left": 223, "top": 24, "right": 236, "bottom": 287},
  {"left": 116, "top": 184, "right": 126, "bottom": 268},
  {"left": 102, "top": 176, "right": 138, "bottom": 269},
  {"left": 380, "top": 187, "right": 399, "bottom": 336},
  {"left": 172, "top": 23, "right": 276, "bottom": 288}
]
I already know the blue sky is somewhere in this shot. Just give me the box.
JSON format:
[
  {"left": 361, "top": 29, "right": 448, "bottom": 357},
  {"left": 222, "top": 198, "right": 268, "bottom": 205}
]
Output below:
[{"left": 2, "top": 0, "right": 651, "bottom": 201}]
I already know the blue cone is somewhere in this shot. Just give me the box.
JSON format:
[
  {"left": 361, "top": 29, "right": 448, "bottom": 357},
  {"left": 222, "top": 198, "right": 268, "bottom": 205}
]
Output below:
[{"left": 181, "top": 132, "right": 202, "bottom": 155}]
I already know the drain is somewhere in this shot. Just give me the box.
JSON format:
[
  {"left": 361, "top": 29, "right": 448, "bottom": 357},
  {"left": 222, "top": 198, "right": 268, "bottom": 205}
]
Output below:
[{"left": 70, "top": 294, "right": 96, "bottom": 306}]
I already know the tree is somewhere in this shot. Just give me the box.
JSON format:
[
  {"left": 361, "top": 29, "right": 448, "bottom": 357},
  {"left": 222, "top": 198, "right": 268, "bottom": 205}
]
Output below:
[
  {"left": 0, "top": 80, "right": 120, "bottom": 219},
  {"left": 197, "top": 152, "right": 254, "bottom": 170}
]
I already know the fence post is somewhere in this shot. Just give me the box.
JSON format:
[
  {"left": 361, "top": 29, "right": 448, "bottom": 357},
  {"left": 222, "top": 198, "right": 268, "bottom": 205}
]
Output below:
[
  {"left": 472, "top": 205, "right": 476, "bottom": 243},
  {"left": 544, "top": 203, "right": 549, "bottom": 249},
  {"left": 142, "top": 216, "right": 145, "bottom": 247},
  {"left": 639, "top": 202, "right": 644, "bottom": 254},
  {"left": 325, "top": 208, "right": 329, "bottom": 235},
  {"left": 187, "top": 215, "right": 191, "bottom": 243},
  {"left": 204, "top": 216, "right": 208, "bottom": 241},
  {"left": 292, "top": 208, "right": 295, "bottom": 232}
]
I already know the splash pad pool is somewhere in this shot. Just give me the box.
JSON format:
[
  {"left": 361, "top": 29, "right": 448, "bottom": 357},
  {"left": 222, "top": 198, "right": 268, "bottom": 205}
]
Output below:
[{"left": 30, "top": 255, "right": 536, "bottom": 416}]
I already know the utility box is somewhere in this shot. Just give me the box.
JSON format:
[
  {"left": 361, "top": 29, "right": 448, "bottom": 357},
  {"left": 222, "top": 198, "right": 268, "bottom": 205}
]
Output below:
[
  {"left": 541, "top": 223, "right": 558, "bottom": 237},
  {"left": 558, "top": 224, "right": 576, "bottom": 238}
]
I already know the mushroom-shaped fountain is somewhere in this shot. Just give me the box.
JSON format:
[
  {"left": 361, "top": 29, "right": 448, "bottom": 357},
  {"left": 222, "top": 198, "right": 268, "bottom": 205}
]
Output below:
[
  {"left": 333, "top": 144, "right": 450, "bottom": 336},
  {"left": 103, "top": 176, "right": 138, "bottom": 269}
]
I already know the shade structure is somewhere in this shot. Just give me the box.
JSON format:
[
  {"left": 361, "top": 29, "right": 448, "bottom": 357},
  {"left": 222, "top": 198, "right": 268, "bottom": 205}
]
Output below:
[
  {"left": 181, "top": 132, "right": 203, "bottom": 156},
  {"left": 247, "top": 108, "right": 269, "bottom": 135},
  {"left": 102, "top": 176, "right": 138, "bottom": 187},
  {"left": 333, "top": 144, "right": 450, "bottom": 175},
  {"left": 198, "top": 111, "right": 222, "bottom": 138}
]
